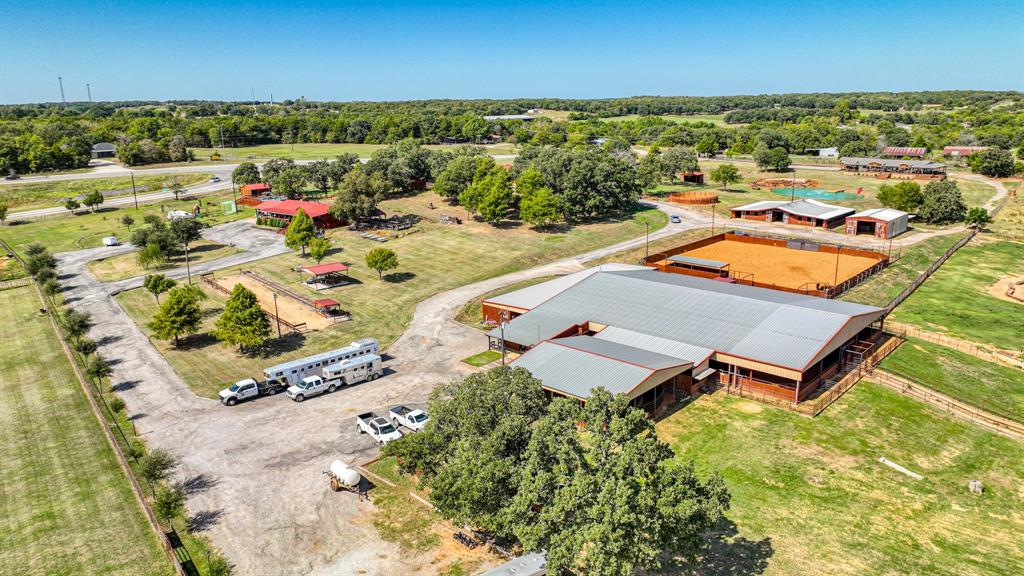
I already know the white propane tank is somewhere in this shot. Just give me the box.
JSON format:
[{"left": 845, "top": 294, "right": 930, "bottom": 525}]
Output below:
[{"left": 329, "top": 460, "right": 361, "bottom": 487}]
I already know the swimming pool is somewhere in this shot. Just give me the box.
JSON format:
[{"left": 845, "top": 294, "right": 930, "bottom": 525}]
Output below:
[{"left": 771, "top": 188, "right": 862, "bottom": 200}]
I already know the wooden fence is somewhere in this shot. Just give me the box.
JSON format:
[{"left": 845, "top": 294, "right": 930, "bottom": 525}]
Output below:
[
  {"left": 886, "top": 320, "right": 1023, "bottom": 370},
  {"left": 0, "top": 277, "right": 32, "bottom": 290},
  {"left": 884, "top": 230, "right": 977, "bottom": 315},
  {"left": 200, "top": 272, "right": 306, "bottom": 334},
  {"left": 797, "top": 335, "right": 905, "bottom": 416}
]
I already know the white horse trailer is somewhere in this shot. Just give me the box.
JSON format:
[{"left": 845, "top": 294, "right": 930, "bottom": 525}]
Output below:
[
  {"left": 263, "top": 338, "right": 379, "bottom": 387},
  {"left": 323, "top": 354, "right": 382, "bottom": 386}
]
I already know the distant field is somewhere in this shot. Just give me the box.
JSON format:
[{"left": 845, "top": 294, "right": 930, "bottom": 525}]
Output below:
[
  {"left": 601, "top": 113, "right": 734, "bottom": 126},
  {"left": 662, "top": 383, "right": 1024, "bottom": 576},
  {"left": 881, "top": 338, "right": 1024, "bottom": 423},
  {"left": 0, "top": 285, "right": 171, "bottom": 576},
  {"left": 0, "top": 191, "right": 253, "bottom": 254},
  {"left": 191, "top": 142, "right": 517, "bottom": 161},
  {"left": 0, "top": 173, "right": 210, "bottom": 211},
  {"left": 117, "top": 191, "right": 666, "bottom": 396}
]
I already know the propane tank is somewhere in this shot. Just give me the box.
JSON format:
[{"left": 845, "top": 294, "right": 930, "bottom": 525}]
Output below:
[{"left": 329, "top": 460, "right": 361, "bottom": 488}]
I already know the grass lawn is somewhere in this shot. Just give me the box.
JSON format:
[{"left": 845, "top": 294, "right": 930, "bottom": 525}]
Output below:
[
  {"left": 880, "top": 338, "right": 1024, "bottom": 423},
  {"left": 191, "top": 142, "right": 517, "bottom": 161},
  {"left": 840, "top": 233, "right": 964, "bottom": 307},
  {"left": 0, "top": 191, "right": 254, "bottom": 254},
  {"left": 989, "top": 186, "right": 1023, "bottom": 242},
  {"left": 601, "top": 113, "right": 734, "bottom": 127},
  {"left": 462, "top": 350, "right": 501, "bottom": 367},
  {"left": 0, "top": 285, "right": 172, "bottom": 576},
  {"left": 888, "top": 240, "right": 1024, "bottom": 352},
  {"left": 87, "top": 240, "right": 242, "bottom": 282},
  {"left": 0, "top": 173, "right": 210, "bottom": 211},
  {"left": 661, "top": 383, "right": 1024, "bottom": 576},
  {"left": 657, "top": 159, "right": 997, "bottom": 220},
  {"left": 117, "top": 191, "right": 667, "bottom": 396}
]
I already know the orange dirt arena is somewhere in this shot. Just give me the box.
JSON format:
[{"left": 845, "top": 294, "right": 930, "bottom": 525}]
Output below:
[{"left": 645, "top": 232, "right": 889, "bottom": 297}]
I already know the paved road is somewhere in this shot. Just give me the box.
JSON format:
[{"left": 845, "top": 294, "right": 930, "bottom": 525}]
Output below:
[{"left": 52, "top": 204, "right": 704, "bottom": 576}]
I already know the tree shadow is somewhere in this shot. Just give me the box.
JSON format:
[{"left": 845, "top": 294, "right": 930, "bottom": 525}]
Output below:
[
  {"left": 383, "top": 271, "right": 416, "bottom": 283},
  {"left": 96, "top": 334, "right": 123, "bottom": 346},
  {"left": 110, "top": 379, "right": 140, "bottom": 392},
  {"left": 178, "top": 473, "right": 219, "bottom": 496},
  {"left": 57, "top": 273, "right": 77, "bottom": 281},
  {"left": 186, "top": 509, "right": 224, "bottom": 533},
  {"left": 257, "top": 332, "right": 307, "bottom": 358},
  {"left": 491, "top": 220, "right": 524, "bottom": 230},
  {"left": 175, "top": 332, "right": 220, "bottom": 351},
  {"left": 657, "top": 517, "right": 773, "bottom": 576},
  {"left": 127, "top": 412, "right": 146, "bottom": 421}
]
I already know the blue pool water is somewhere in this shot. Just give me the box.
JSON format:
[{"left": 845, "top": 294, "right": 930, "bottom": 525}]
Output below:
[{"left": 771, "top": 188, "right": 861, "bottom": 201}]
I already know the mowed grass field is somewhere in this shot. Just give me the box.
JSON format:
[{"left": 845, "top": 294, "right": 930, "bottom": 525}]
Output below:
[
  {"left": 602, "top": 113, "right": 735, "bottom": 126},
  {"left": 657, "top": 159, "right": 997, "bottom": 223},
  {"left": 0, "top": 286, "right": 171, "bottom": 576},
  {"left": 87, "top": 240, "right": 241, "bottom": 282},
  {"left": 191, "top": 142, "right": 517, "bottom": 161},
  {"left": 840, "top": 233, "right": 963, "bottom": 307},
  {"left": 0, "top": 191, "right": 254, "bottom": 254},
  {"left": 117, "top": 191, "right": 666, "bottom": 396},
  {"left": 880, "top": 338, "right": 1024, "bottom": 423},
  {"left": 889, "top": 239, "right": 1024, "bottom": 352},
  {"left": 0, "top": 173, "right": 210, "bottom": 211},
  {"left": 661, "top": 384, "right": 1024, "bottom": 576}
]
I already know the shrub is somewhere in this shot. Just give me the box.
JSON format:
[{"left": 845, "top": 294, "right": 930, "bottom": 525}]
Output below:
[{"left": 107, "top": 395, "right": 126, "bottom": 413}]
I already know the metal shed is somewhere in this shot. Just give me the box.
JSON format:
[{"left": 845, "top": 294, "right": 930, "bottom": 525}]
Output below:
[{"left": 845, "top": 208, "right": 909, "bottom": 239}]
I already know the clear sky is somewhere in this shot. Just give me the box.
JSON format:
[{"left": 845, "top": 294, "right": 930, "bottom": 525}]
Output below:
[{"left": 1, "top": 0, "right": 1022, "bottom": 104}]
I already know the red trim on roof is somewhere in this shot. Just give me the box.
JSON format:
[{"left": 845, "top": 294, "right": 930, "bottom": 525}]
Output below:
[
  {"left": 256, "top": 199, "right": 331, "bottom": 218},
  {"left": 313, "top": 298, "right": 340, "bottom": 307},
  {"left": 882, "top": 147, "right": 927, "bottom": 156},
  {"left": 303, "top": 262, "right": 349, "bottom": 275}
]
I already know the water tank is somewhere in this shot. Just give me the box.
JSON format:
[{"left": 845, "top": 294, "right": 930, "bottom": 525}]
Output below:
[{"left": 329, "top": 460, "right": 361, "bottom": 487}]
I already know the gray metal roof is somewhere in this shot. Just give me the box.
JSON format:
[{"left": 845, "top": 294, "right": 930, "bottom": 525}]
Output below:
[
  {"left": 594, "top": 326, "right": 714, "bottom": 365},
  {"left": 478, "top": 553, "right": 547, "bottom": 576},
  {"left": 485, "top": 263, "right": 650, "bottom": 311},
  {"left": 781, "top": 199, "right": 854, "bottom": 220},
  {"left": 511, "top": 340, "right": 657, "bottom": 398},
  {"left": 848, "top": 208, "right": 908, "bottom": 222},
  {"left": 494, "top": 271, "right": 883, "bottom": 370},
  {"left": 483, "top": 114, "right": 535, "bottom": 121},
  {"left": 667, "top": 254, "right": 729, "bottom": 269},
  {"left": 840, "top": 157, "right": 946, "bottom": 170},
  {"left": 732, "top": 200, "right": 788, "bottom": 212},
  {"left": 553, "top": 335, "right": 691, "bottom": 370},
  {"left": 91, "top": 142, "right": 116, "bottom": 151}
]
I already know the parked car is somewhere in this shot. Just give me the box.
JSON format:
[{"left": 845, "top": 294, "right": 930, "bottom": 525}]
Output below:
[
  {"left": 356, "top": 412, "right": 403, "bottom": 445},
  {"left": 219, "top": 377, "right": 286, "bottom": 406},
  {"left": 286, "top": 375, "right": 336, "bottom": 402},
  {"left": 670, "top": 215, "right": 681, "bottom": 223},
  {"left": 389, "top": 406, "right": 429, "bottom": 432}
]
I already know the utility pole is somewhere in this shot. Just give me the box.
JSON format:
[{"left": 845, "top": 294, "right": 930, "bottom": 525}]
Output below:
[
  {"left": 251, "top": 86, "right": 257, "bottom": 116},
  {"left": 58, "top": 76, "right": 65, "bottom": 103},
  {"left": 130, "top": 172, "right": 138, "bottom": 209},
  {"left": 86, "top": 83, "right": 92, "bottom": 102},
  {"left": 184, "top": 243, "right": 192, "bottom": 284},
  {"left": 645, "top": 221, "right": 650, "bottom": 261},
  {"left": 273, "top": 292, "right": 282, "bottom": 338},
  {"left": 833, "top": 245, "right": 841, "bottom": 288},
  {"left": 499, "top": 311, "right": 508, "bottom": 365}
]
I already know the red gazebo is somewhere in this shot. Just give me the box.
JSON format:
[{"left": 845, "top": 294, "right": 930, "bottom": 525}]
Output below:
[
  {"left": 313, "top": 298, "right": 342, "bottom": 315},
  {"left": 302, "top": 262, "right": 350, "bottom": 288}
]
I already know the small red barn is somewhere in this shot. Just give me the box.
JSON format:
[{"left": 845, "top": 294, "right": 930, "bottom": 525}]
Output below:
[{"left": 256, "top": 199, "right": 342, "bottom": 228}]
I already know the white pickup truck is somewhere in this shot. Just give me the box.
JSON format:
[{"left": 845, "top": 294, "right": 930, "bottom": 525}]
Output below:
[
  {"left": 356, "top": 412, "right": 403, "bottom": 445},
  {"left": 219, "top": 378, "right": 285, "bottom": 406},
  {"left": 389, "top": 406, "right": 429, "bottom": 432},
  {"left": 286, "top": 375, "right": 337, "bottom": 402}
]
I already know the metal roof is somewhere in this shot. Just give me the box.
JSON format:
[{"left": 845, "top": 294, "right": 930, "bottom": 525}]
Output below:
[
  {"left": 732, "top": 200, "right": 788, "bottom": 212},
  {"left": 264, "top": 340, "right": 376, "bottom": 374},
  {"left": 943, "top": 146, "right": 988, "bottom": 156},
  {"left": 594, "top": 326, "right": 715, "bottom": 365},
  {"left": 667, "top": 255, "right": 729, "bottom": 269},
  {"left": 483, "top": 114, "right": 535, "bottom": 121},
  {"left": 848, "top": 208, "right": 908, "bottom": 222},
  {"left": 840, "top": 157, "right": 946, "bottom": 170},
  {"left": 552, "top": 335, "right": 691, "bottom": 370},
  {"left": 478, "top": 553, "right": 547, "bottom": 576},
  {"left": 485, "top": 263, "right": 651, "bottom": 311},
  {"left": 91, "top": 142, "right": 116, "bottom": 151},
  {"left": 781, "top": 199, "right": 855, "bottom": 220},
  {"left": 882, "top": 146, "right": 927, "bottom": 156},
  {"left": 492, "top": 271, "right": 883, "bottom": 371}
]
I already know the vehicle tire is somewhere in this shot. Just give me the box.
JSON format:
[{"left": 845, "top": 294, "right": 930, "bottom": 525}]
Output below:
[
  {"left": 393, "top": 418, "right": 400, "bottom": 428},
  {"left": 226, "top": 397, "right": 237, "bottom": 406},
  {"left": 327, "top": 384, "right": 337, "bottom": 393},
  {"left": 294, "top": 394, "right": 304, "bottom": 403},
  {"left": 267, "top": 387, "right": 277, "bottom": 396},
  {"left": 370, "top": 373, "right": 379, "bottom": 381},
  {"left": 358, "top": 426, "right": 364, "bottom": 434}
]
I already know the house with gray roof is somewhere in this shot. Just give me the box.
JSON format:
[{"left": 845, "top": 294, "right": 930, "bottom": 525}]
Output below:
[
  {"left": 731, "top": 199, "right": 854, "bottom": 229},
  {"left": 491, "top": 270, "right": 885, "bottom": 408},
  {"left": 839, "top": 156, "right": 946, "bottom": 176}
]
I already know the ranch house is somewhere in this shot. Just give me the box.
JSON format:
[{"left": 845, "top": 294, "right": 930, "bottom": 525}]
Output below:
[
  {"left": 731, "top": 199, "right": 854, "bottom": 229},
  {"left": 839, "top": 157, "right": 947, "bottom": 178},
  {"left": 488, "top": 270, "right": 885, "bottom": 410},
  {"left": 255, "top": 199, "right": 343, "bottom": 229}
]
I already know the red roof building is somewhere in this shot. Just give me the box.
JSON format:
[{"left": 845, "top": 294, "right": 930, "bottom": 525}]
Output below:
[
  {"left": 881, "top": 147, "right": 927, "bottom": 158},
  {"left": 240, "top": 183, "right": 272, "bottom": 196},
  {"left": 303, "top": 263, "right": 349, "bottom": 275},
  {"left": 942, "top": 146, "right": 988, "bottom": 157},
  {"left": 256, "top": 200, "right": 342, "bottom": 228}
]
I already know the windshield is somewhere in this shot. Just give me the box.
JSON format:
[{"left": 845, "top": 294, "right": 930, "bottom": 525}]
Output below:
[
  {"left": 229, "top": 384, "right": 240, "bottom": 392},
  {"left": 411, "top": 414, "right": 428, "bottom": 423},
  {"left": 377, "top": 423, "right": 397, "bottom": 435}
]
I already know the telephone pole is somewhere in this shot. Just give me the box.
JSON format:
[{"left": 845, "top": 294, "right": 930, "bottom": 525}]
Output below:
[
  {"left": 58, "top": 76, "right": 65, "bottom": 103},
  {"left": 86, "top": 83, "right": 92, "bottom": 102}
]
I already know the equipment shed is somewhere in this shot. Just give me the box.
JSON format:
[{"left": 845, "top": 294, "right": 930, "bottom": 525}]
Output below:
[{"left": 845, "top": 208, "right": 909, "bottom": 239}]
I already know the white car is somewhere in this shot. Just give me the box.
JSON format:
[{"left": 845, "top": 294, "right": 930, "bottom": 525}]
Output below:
[
  {"left": 209, "top": 176, "right": 221, "bottom": 183},
  {"left": 356, "top": 412, "right": 403, "bottom": 445},
  {"left": 389, "top": 406, "right": 429, "bottom": 432},
  {"left": 286, "top": 375, "right": 337, "bottom": 402}
]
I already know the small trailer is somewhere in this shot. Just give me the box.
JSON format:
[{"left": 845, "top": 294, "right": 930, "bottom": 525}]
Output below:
[
  {"left": 324, "top": 460, "right": 362, "bottom": 493},
  {"left": 323, "top": 354, "right": 382, "bottom": 386}
]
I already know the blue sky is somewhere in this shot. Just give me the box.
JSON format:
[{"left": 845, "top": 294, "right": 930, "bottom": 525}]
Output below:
[{"left": 1, "top": 0, "right": 1022, "bottom": 103}]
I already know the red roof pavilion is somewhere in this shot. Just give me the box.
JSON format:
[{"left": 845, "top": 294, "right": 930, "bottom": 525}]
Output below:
[
  {"left": 303, "top": 263, "right": 349, "bottom": 275},
  {"left": 256, "top": 199, "right": 332, "bottom": 219}
]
